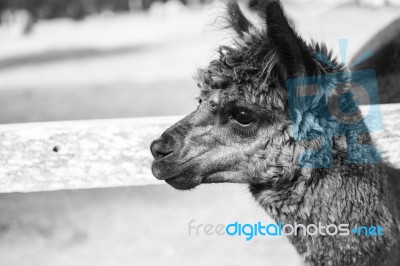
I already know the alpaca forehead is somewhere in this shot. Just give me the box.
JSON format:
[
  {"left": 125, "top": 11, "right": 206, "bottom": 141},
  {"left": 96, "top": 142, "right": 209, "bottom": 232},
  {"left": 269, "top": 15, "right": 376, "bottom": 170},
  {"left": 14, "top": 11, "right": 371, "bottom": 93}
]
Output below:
[
  {"left": 197, "top": 68, "right": 284, "bottom": 109},
  {"left": 194, "top": 36, "right": 288, "bottom": 109},
  {"left": 200, "top": 87, "right": 242, "bottom": 104},
  {"left": 199, "top": 87, "right": 282, "bottom": 114}
]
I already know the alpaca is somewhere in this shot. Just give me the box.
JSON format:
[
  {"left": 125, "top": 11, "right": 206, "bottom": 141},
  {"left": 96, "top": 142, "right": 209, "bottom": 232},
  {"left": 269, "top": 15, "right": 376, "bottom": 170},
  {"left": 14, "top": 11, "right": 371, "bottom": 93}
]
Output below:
[{"left": 150, "top": 2, "right": 400, "bottom": 265}]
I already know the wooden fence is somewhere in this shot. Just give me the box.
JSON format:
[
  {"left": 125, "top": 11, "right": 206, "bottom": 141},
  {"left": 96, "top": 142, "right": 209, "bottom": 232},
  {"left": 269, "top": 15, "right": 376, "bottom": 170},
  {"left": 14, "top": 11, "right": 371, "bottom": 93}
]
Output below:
[{"left": 0, "top": 104, "right": 399, "bottom": 193}]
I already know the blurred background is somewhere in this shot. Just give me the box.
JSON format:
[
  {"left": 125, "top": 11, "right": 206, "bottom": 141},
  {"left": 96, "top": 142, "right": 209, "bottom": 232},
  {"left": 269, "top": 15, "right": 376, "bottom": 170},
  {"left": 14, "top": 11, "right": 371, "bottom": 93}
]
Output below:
[
  {"left": 0, "top": 0, "right": 399, "bottom": 265},
  {"left": 0, "top": 0, "right": 400, "bottom": 124}
]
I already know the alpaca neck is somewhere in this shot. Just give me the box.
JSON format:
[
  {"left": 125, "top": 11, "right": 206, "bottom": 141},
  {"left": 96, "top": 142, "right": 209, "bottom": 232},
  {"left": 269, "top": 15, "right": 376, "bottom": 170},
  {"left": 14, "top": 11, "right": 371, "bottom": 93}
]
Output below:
[{"left": 250, "top": 137, "right": 400, "bottom": 265}]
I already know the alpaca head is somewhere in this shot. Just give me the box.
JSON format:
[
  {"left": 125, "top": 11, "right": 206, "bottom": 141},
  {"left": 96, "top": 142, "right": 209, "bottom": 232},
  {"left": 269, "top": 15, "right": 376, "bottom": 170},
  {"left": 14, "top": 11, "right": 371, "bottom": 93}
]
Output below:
[{"left": 151, "top": 1, "right": 345, "bottom": 191}]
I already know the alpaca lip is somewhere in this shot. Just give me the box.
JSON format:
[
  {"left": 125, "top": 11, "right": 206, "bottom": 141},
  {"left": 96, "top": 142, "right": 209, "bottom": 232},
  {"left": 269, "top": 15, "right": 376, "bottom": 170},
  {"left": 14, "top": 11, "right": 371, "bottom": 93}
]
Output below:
[
  {"left": 151, "top": 157, "right": 194, "bottom": 181},
  {"left": 155, "top": 151, "right": 174, "bottom": 161},
  {"left": 164, "top": 174, "right": 181, "bottom": 182},
  {"left": 154, "top": 153, "right": 191, "bottom": 165},
  {"left": 151, "top": 157, "right": 203, "bottom": 190}
]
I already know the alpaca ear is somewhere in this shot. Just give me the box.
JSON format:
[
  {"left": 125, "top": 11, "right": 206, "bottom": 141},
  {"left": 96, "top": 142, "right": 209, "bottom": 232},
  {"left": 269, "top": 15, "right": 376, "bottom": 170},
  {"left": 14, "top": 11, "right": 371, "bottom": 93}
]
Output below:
[
  {"left": 226, "top": 1, "right": 253, "bottom": 37},
  {"left": 265, "top": 1, "right": 313, "bottom": 77}
]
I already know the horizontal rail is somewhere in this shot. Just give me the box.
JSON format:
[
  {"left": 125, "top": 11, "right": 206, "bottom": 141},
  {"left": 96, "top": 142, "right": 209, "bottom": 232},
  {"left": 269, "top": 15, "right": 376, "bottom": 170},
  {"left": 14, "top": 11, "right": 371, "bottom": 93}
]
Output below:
[
  {"left": 0, "top": 104, "right": 400, "bottom": 193},
  {"left": 0, "top": 116, "right": 182, "bottom": 193}
]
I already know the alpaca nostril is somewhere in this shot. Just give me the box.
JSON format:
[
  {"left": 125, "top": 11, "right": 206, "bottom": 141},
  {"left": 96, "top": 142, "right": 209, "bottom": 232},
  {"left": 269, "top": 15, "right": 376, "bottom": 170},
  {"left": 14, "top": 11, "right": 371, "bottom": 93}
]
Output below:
[{"left": 150, "top": 140, "right": 174, "bottom": 160}]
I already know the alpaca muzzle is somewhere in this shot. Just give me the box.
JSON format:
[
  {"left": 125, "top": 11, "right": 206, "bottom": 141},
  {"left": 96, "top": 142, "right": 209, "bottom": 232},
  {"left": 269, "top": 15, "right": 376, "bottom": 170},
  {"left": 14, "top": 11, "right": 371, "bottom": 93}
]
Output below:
[{"left": 150, "top": 139, "right": 174, "bottom": 161}]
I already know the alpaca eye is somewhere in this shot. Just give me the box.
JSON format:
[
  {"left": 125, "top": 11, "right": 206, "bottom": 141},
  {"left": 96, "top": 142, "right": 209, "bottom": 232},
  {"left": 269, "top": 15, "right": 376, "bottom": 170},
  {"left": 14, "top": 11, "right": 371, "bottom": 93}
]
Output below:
[{"left": 231, "top": 107, "right": 255, "bottom": 126}]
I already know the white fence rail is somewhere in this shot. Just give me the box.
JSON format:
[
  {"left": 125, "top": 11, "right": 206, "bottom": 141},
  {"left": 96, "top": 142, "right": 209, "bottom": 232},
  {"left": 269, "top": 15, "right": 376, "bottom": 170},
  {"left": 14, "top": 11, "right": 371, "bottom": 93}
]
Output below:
[
  {"left": 0, "top": 116, "right": 182, "bottom": 193},
  {"left": 0, "top": 104, "right": 400, "bottom": 193}
]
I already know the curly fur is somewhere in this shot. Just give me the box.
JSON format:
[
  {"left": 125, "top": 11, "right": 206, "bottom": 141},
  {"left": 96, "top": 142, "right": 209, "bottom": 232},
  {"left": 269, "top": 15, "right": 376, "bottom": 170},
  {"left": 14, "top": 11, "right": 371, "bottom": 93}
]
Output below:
[{"left": 151, "top": 1, "right": 400, "bottom": 265}]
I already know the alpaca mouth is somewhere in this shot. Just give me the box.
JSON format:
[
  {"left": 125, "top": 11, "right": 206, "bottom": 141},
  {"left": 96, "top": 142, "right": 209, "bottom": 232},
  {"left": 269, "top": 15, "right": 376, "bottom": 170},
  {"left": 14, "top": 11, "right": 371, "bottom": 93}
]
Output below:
[
  {"left": 151, "top": 157, "right": 204, "bottom": 190},
  {"left": 157, "top": 167, "right": 203, "bottom": 190},
  {"left": 152, "top": 157, "right": 195, "bottom": 179}
]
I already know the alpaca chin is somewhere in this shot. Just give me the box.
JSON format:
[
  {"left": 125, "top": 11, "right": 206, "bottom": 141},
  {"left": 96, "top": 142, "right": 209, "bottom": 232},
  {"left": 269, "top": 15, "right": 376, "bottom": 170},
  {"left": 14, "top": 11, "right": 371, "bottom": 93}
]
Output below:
[{"left": 164, "top": 175, "right": 201, "bottom": 190}]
